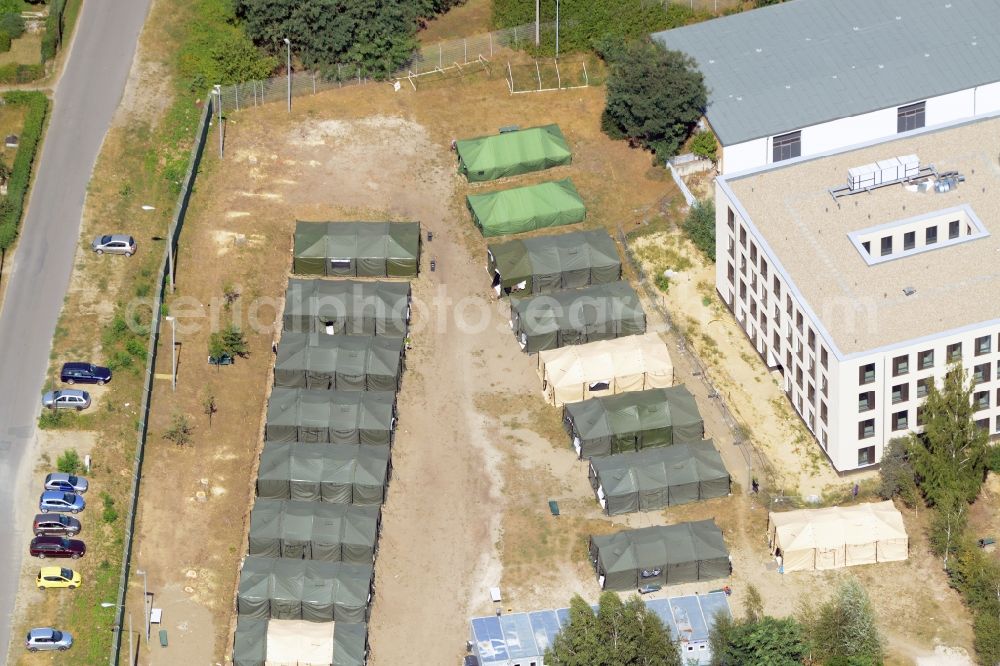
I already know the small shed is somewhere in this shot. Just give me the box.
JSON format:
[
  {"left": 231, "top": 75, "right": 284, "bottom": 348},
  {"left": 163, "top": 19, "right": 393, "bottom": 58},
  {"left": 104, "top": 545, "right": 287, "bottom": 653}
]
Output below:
[
  {"left": 487, "top": 229, "right": 621, "bottom": 296},
  {"left": 588, "top": 441, "right": 730, "bottom": 515},
  {"left": 456, "top": 124, "right": 572, "bottom": 182},
  {"left": 467, "top": 179, "right": 586, "bottom": 237},
  {"left": 283, "top": 279, "right": 411, "bottom": 336},
  {"left": 274, "top": 332, "right": 404, "bottom": 392},
  {"left": 510, "top": 282, "right": 646, "bottom": 353},
  {"left": 293, "top": 221, "right": 420, "bottom": 277},
  {"left": 589, "top": 520, "right": 730, "bottom": 591}
]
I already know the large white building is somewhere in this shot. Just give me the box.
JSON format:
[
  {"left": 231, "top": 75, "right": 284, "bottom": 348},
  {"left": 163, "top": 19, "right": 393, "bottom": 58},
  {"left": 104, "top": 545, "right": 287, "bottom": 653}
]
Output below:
[
  {"left": 717, "top": 117, "right": 1000, "bottom": 471},
  {"left": 654, "top": 0, "right": 1000, "bottom": 175}
]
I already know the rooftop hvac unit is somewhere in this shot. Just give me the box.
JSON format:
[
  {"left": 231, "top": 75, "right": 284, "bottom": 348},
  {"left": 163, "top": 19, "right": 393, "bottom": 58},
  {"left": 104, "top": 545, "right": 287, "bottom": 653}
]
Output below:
[
  {"left": 848, "top": 154, "right": 920, "bottom": 191},
  {"left": 848, "top": 163, "right": 878, "bottom": 191}
]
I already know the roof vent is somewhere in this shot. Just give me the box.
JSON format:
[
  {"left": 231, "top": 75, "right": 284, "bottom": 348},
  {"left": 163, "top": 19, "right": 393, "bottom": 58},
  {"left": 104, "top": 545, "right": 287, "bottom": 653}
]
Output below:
[{"left": 903, "top": 287, "right": 916, "bottom": 296}]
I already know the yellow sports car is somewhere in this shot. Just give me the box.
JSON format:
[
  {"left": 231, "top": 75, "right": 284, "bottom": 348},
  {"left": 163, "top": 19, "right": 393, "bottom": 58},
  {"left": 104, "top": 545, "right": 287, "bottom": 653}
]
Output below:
[{"left": 36, "top": 566, "right": 81, "bottom": 590}]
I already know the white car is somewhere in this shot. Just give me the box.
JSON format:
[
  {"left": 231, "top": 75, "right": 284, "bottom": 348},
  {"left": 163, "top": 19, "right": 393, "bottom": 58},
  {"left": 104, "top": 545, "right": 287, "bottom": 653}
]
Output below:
[{"left": 41, "top": 389, "right": 91, "bottom": 411}]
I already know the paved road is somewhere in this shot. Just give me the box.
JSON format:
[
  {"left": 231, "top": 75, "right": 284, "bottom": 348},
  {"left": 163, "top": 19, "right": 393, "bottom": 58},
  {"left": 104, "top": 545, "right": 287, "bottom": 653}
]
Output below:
[{"left": 0, "top": 0, "right": 153, "bottom": 653}]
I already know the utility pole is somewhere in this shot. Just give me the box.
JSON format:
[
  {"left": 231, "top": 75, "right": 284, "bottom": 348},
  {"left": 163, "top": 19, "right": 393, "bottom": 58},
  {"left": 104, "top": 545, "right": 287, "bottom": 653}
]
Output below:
[
  {"left": 283, "top": 38, "right": 291, "bottom": 113},
  {"left": 213, "top": 85, "right": 223, "bottom": 158},
  {"left": 535, "top": 0, "right": 540, "bottom": 46},
  {"left": 555, "top": 0, "right": 560, "bottom": 59}
]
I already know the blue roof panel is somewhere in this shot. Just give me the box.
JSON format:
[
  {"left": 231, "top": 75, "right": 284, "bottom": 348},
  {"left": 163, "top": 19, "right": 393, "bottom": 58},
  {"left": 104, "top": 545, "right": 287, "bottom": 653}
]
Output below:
[
  {"left": 529, "top": 610, "right": 563, "bottom": 654},
  {"left": 472, "top": 616, "right": 509, "bottom": 664},
  {"left": 499, "top": 613, "right": 539, "bottom": 659}
]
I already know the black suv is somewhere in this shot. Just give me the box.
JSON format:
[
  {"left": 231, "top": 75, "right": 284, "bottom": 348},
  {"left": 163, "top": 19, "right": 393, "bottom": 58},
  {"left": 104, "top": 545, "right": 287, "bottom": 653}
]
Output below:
[
  {"left": 32, "top": 514, "right": 81, "bottom": 537},
  {"left": 60, "top": 362, "right": 112, "bottom": 385}
]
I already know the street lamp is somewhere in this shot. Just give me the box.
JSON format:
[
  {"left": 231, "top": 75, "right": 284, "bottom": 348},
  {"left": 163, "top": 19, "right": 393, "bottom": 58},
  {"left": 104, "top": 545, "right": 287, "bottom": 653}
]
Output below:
[
  {"left": 535, "top": 0, "right": 540, "bottom": 46},
  {"left": 212, "top": 84, "right": 223, "bottom": 158},
  {"left": 164, "top": 316, "right": 176, "bottom": 392},
  {"left": 555, "top": 0, "right": 560, "bottom": 59},
  {"left": 283, "top": 38, "right": 291, "bottom": 113},
  {"left": 101, "top": 603, "right": 133, "bottom": 666},
  {"left": 135, "top": 569, "right": 149, "bottom": 644}
]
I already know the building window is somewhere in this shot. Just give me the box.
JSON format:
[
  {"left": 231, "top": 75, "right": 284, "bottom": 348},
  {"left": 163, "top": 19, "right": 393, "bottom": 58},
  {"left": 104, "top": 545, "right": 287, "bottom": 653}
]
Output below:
[
  {"left": 926, "top": 226, "right": 938, "bottom": 245},
  {"left": 974, "top": 363, "right": 991, "bottom": 384},
  {"left": 820, "top": 347, "right": 828, "bottom": 370},
  {"left": 975, "top": 335, "right": 991, "bottom": 356},
  {"left": 727, "top": 262, "right": 735, "bottom": 283},
  {"left": 892, "top": 410, "right": 909, "bottom": 431},
  {"left": 996, "top": 415, "right": 1000, "bottom": 433},
  {"left": 947, "top": 342, "right": 962, "bottom": 362},
  {"left": 858, "top": 419, "right": 875, "bottom": 439},
  {"left": 997, "top": 388, "right": 1000, "bottom": 407},
  {"left": 918, "top": 349, "right": 934, "bottom": 370},
  {"left": 808, "top": 328, "right": 816, "bottom": 349},
  {"left": 892, "top": 383, "right": 909, "bottom": 404},
  {"left": 859, "top": 363, "right": 876, "bottom": 385},
  {"left": 880, "top": 236, "right": 893, "bottom": 256},
  {"left": 750, "top": 243, "right": 757, "bottom": 264},
  {"left": 773, "top": 276, "right": 781, "bottom": 299},
  {"left": 761, "top": 260, "right": 768, "bottom": 280},
  {"left": 892, "top": 354, "right": 909, "bottom": 377},
  {"left": 916, "top": 377, "right": 931, "bottom": 398},
  {"left": 727, "top": 207, "right": 735, "bottom": 231},
  {"left": 795, "top": 311, "right": 803, "bottom": 334},
  {"left": 796, "top": 365, "right": 803, "bottom": 387},
  {"left": 897, "top": 101, "right": 925, "bottom": 133},
  {"left": 772, "top": 130, "right": 801, "bottom": 162},
  {"left": 808, "top": 382, "right": 816, "bottom": 402},
  {"left": 862, "top": 241, "right": 871, "bottom": 255},
  {"left": 740, "top": 280, "right": 747, "bottom": 300},
  {"left": 976, "top": 418, "right": 989, "bottom": 431},
  {"left": 859, "top": 391, "right": 875, "bottom": 412},
  {"left": 917, "top": 406, "right": 925, "bottom": 427},
  {"left": 903, "top": 231, "right": 915, "bottom": 251},
  {"left": 740, "top": 226, "right": 747, "bottom": 248},
  {"left": 974, "top": 390, "right": 990, "bottom": 410},
  {"left": 820, "top": 401, "right": 828, "bottom": 424},
  {"left": 858, "top": 447, "right": 876, "bottom": 468},
  {"left": 773, "top": 330, "right": 781, "bottom": 351},
  {"left": 821, "top": 375, "right": 828, "bottom": 397},
  {"left": 949, "top": 220, "right": 960, "bottom": 240}
]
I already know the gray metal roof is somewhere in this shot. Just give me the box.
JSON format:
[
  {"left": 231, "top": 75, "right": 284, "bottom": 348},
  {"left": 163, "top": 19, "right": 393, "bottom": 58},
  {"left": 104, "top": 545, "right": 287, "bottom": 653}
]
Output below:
[{"left": 653, "top": 0, "right": 1000, "bottom": 145}]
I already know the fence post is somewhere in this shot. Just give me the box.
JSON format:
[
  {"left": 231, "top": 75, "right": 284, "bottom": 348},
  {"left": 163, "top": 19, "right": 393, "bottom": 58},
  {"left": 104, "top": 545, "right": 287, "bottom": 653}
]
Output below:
[
  {"left": 464, "top": 39, "right": 467, "bottom": 64},
  {"left": 313, "top": 73, "right": 317, "bottom": 94},
  {"left": 439, "top": 43, "right": 443, "bottom": 69},
  {"left": 490, "top": 32, "right": 493, "bottom": 58},
  {"left": 234, "top": 85, "right": 239, "bottom": 111}
]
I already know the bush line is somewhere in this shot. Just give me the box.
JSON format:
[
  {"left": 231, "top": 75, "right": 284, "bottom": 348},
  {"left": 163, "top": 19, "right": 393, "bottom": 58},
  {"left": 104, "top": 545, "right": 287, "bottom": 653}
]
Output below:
[{"left": 0, "top": 91, "right": 49, "bottom": 251}]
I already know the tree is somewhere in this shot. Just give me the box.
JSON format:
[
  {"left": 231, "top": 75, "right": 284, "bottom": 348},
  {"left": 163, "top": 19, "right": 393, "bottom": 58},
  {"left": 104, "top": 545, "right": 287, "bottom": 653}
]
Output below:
[
  {"left": 909, "top": 364, "right": 989, "bottom": 506},
  {"left": 876, "top": 437, "right": 918, "bottom": 507},
  {"left": 682, "top": 199, "right": 715, "bottom": 262},
  {"left": 802, "top": 578, "right": 883, "bottom": 665},
  {"left": 709, "top": 584, "right": 806, "bottom": 666},
  {"left": 222, "top": 323, "right": 250, "bottom": 358},
  {"left": 203, "top": 392, "right": 218, "bottom": 428},
  {"left": 163, "top": 413, "right": 194, "bottom": 446},
  {"left": 929, "top": 491, "right": 968, "bottom": 570},
  {"left": 600, "top": 39, "right": 706, "bottom": 162},
  {"left": 177, "top": 0, "right": 278, "bottom": 91},
  {"left": 690, "top": 130, "right": 717, "bottom": 162},
  {"left": 545, "top": 592, "right": 681, "bottom": 665}
]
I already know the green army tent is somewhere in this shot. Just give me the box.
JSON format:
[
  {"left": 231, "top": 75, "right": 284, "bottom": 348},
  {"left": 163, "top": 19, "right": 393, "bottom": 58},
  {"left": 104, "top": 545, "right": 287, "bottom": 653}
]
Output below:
[
  {"left": 293, "top": 221, "right": 420, "bottom": 277},
  {"left": 283, "top": 279, "right": 411, "bottom": 336},
  {"left": 563, "top": 385, "right": 703, "bottom": 458},
  {"left": 265, "top": 388, "right": 396, "bottom": 446},
  {"left": 456, "top": 124, "right": 572, "bottom": 182},
  {"left": 274, "top": 333, "right": 404, "bottom": 392},
  {"left": 467, "top": 179, "right": 586, "bottom": 237},
  {"left": 256, "top": 442, "right": 390, "bottom": 505},
  {"left": 233, "top": 616, "right": 268, "bottom": 666},
  {"left": 248, "top": 499, "right": 380, "bottom": 563},
  {"left": 510, "top": 282, "right": 646, "bottom": 353},
  {"left": 332, "top": 623, "right": 368, "bottom": 666},
  {"left": 236, "top": 556, "right": 373, "bottom": 623},
  {"left": 589, "top": 520, "right": 730, "bottom": 591},
  {"left": 487, "top": 229, "right": 621, "bottom": 296},
  {"left": 588, "top": 441, "right": 730, "bottom": 516}
]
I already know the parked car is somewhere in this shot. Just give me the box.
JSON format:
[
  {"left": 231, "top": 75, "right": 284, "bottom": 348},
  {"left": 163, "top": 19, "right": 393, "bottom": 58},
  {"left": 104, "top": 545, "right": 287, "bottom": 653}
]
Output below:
[
  {"left": 36, "top": 566, "right": 81, "bottom": 589},
  {"left": 91, "top": 234, "right": 136, "bottom": 256},
  {"left": 25, "top": 627, "right": 73, "bottom": 652},
  {"left": 38, "top": 491, "right": 85, "bottom": 514},
  {"left": 44, "top": 472, "right": 88, "bottom": 494},
  {"left": 29, "top": 537, "right": 85, "bottom": 560},
  {"left": 32, "top": 514, "right": 81, "bottom": 537},
  {"left": 60, "top": 362, "right": 112, "bottom": 385},
  {"left": 41, "top": 389, "right": 91, "bottom": 411}
]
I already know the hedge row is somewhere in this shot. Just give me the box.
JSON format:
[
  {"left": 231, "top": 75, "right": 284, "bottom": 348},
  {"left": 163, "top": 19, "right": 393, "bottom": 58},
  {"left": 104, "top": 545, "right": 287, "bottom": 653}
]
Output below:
[
  {"left": 0, "top": 91, "right": 49, "bottom": 251},
  {"left": 40, "top": 0, "right": 67, "bottom": 63}
]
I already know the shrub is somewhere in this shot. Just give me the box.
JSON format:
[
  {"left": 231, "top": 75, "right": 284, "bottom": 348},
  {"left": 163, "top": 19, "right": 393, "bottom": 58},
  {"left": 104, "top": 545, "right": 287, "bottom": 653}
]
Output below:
[
  {"left": 100, "top": 492, "right": 118, "bottom": 523},
  {"left": 106, "top": 351, "right": 133, "bottom": 371},
  {"left": 0, "top": 92, "right": 48, "bottom": 250},
  {"left": 125, "top": 337, "right": 146, "bottom": 358},
  {"left": 682, "top": 199, "right": 715, "bottom": 262},
  {"left": 163, "top": 413, "right": 194, "bottom": 446},
  {"left": 0, "top": 13, "right": 25, "bottom": 39},
  {"left": 57, "top": 448, "right": 82, "bottom": 474},
  {"left": 0, "top": 31, "right": 10, "bottom": 53},
  {"left": 690, "top": 130, "right": 717, "bottom": 162},
  {"left": 41, "top": 0, "right": 67, "bottom": 63}
]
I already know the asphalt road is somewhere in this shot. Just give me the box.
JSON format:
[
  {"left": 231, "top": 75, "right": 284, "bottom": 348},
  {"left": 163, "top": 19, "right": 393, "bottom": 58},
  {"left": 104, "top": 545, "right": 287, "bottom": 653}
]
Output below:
[{"left": 0, "top": 0, "right": 153, "bottom": 653}]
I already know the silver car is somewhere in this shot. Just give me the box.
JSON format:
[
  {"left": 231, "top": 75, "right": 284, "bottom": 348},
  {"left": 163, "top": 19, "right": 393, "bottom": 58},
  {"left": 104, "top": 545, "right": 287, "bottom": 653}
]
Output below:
[
  {"left": 42, "top": 389, "right": 91, "bottom": 411},
  {"left": 25, "top": 627, "right": 73, "bottom": 651},
  {"left": 39, "top": 491, "right": 85, "bottom": 514},
  {"left": 44, "top": 472, "right": 89, "bottom": 494},
  {"left": 91, "top": 234, "right": 136, "bottom": 256}
]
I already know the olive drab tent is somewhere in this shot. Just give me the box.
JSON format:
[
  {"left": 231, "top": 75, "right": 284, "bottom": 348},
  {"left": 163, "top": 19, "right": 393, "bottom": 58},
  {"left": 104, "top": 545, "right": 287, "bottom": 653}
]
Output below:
[
  {"left": 767, "top": 501, "right": 909, "bottom": 572},
  {"left": 293, "top": 221, "right": 421, "bottom": 277},
  {"left": 248, "top": 499, "right": 381, "bottom": 563},
  {"left": 588, "top": 441, "right": 730, "bottom": 516},
  {"left": 283, "top": 279, "right": 411, "bottom": 336},
  {"left": 510, "top": 282, "right": 646, "bottom": 353},
  {"left": 456, "top": 124, "right": 572, "bottom": 182},
  {"left": 274, "top": 333, "right": 405, "bottom": 392},
  {"left": 563, "top": 385, "right": 704, "bottom": 458},
  {"left": 589, "top": 520, "right": 730, "bottom": 591},
  {"left": 537, "top": 333, "right": 673, "bottom": 406},
  {"left": 233, "top": 616, "right": 268, "bottom": 666},
  {"left": 467, "top": 179, "right": 586, "bottom": 237},
  {"left": 332, "top": 622, "right": 369, "bottom": 666},
  {"left": 264, "top": 388, "right": 396, "bottom": 446},
  {"left": 256, "top": 442, "right": 390, "bottom": 505},
  {"left": 236, "top": 556, "right": 373, "bottom": 623},
  {"left": 487, "top": 229, "right": 621, "bottom": 296}
]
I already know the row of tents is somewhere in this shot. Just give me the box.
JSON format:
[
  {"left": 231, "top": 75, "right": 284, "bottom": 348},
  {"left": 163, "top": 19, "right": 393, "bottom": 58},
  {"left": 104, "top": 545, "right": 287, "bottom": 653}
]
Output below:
[{"left": 236, "top": 616, "right": 367, "bottom": 666}]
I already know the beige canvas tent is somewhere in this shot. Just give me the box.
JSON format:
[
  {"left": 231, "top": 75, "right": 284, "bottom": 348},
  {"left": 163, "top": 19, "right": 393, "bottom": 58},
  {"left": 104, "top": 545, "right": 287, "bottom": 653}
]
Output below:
[
  {"left": 767, "top": 501, "right": 908, "bottom": 572},
  {"left": 536, "top": 333, "right": 673, "bottom": 406}
]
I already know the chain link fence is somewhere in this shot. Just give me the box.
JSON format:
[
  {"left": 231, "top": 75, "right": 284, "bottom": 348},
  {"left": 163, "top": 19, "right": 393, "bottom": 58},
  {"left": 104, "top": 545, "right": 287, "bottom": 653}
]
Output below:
[
  {"left": 670, "top": 0, "right": 742, "bottom": 12},
  {"left": 108, "top": 94, "right": 215, "bottom": 666},
  {"left": 217, "top": 21, "right": 551, "bottom": 111},
  {"left": 617, "top": 224, "right": 778, "bottom": 495}
]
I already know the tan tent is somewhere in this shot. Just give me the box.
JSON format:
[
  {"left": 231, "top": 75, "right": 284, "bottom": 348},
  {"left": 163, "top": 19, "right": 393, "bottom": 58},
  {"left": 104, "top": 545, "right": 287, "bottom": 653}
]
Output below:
[
  {"left": 536, "top": 333, "right": 673, "bottom": 406},
  {"left": 767, "top": 501, "right": 908, "bottom": 572}
]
